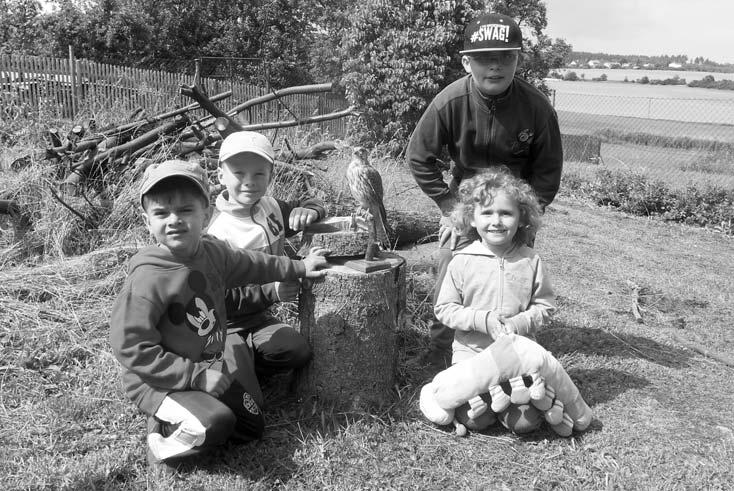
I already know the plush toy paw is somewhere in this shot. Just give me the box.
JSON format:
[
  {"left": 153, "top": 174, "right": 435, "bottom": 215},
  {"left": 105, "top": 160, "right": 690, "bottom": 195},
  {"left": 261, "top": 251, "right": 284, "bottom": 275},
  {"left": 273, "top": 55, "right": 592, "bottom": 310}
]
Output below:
[
  {"left": 545, "top": 399, "right": 565, "bottom": 426},
  {"left": 509, "top": 376, "right": 531, "bottom": 404},
  {"left": 550, "top": 412, "right": 574, "bottom": 437},
  {"left": 529, "top": 372, "right": 546, "bottom": 401},
  {"left": 467, "top": 395, "right": 488, "bottom": 419},
  {"left": 452, "top": 419, "right": 468, "bottom": 437},
  {"left": 531, "top": 384, "right": 555, "bottom": 411},
  {"left": 419, "top": 383, "right": 454, "bottom": 425},
  {"left": 489, "top": 384, "right": 511, "bottom": 413},
  {"left": 455, "top": 400, "right": 497, "bottom": 431}
]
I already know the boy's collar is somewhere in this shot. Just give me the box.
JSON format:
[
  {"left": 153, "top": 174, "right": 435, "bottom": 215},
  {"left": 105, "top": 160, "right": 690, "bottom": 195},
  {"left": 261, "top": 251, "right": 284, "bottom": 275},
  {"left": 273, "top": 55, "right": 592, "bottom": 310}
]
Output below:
[{"left": 215, "top": 190, "right": 259, "bottom": 216}]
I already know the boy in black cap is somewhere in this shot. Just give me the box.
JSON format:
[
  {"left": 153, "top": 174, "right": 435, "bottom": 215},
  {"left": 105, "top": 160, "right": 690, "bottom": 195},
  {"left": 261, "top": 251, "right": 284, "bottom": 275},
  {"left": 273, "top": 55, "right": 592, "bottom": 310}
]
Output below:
[{"left": 406, "top": 12, "right": 563, "bottom": 370}]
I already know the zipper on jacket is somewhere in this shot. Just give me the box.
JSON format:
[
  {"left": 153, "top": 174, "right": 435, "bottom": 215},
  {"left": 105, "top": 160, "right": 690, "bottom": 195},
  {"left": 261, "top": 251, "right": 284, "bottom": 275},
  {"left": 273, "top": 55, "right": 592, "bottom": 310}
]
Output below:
[
  {"left": 250, "top": 204, "right": 275, "bottom": 255},
  {"left": 498, "top": 256, "right": 504, "bottom": 315},
  {"left": 487, "top": 99, "right": 496, "bottom": 164}
]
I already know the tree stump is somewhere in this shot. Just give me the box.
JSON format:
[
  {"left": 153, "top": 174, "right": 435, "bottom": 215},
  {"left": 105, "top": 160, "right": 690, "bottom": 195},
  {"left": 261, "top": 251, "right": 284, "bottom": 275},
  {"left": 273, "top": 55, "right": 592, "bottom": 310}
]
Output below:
[{"left": 297, "top": 252, "right": 406, "bottom": 409}]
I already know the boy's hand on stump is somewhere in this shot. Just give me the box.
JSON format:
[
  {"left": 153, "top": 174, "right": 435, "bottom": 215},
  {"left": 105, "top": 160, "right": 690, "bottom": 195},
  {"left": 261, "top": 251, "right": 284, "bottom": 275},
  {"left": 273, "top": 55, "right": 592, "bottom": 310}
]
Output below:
[
  {"left": 289, "top": 207, "right": 318, "bottom": 231},
  {"left": 193, "top": 369, "right": 232, "bottom": 398},
  {"left": 302, "top": 247, "right": 331, "bottom": 278}
]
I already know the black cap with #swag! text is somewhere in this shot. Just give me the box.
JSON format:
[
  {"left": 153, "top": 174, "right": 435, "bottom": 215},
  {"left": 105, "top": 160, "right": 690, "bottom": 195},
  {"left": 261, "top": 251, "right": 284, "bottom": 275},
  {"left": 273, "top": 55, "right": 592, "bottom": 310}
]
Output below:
[{"left": 460, "top": 13, "right": 523, "bottom": 54}]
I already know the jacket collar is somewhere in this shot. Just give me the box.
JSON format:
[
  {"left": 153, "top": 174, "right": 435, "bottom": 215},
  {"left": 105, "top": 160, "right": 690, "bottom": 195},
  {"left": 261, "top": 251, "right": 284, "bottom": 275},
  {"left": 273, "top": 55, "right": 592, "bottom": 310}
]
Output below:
[
  {"left": 467, "top": 75, "right": 516, "bottom": 107},
  {"left": 214, "top": 190, "right": 259, "bottom": 217},
  {"left": 454, "top": 239, "right": 522, "bottom": 258}
]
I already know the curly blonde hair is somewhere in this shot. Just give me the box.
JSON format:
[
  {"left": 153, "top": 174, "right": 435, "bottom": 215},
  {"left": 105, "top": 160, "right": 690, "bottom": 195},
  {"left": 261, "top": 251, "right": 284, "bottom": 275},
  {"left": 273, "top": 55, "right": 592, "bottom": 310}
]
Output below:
[{"left": 451, "top": 168, "right": 542, "bottom": 246}]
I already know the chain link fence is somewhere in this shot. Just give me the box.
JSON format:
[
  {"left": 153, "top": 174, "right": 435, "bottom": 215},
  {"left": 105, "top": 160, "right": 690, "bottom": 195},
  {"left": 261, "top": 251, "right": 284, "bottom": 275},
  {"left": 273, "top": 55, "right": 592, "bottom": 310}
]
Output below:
[{"left": 551, "top": 88, "right": 734, "bottom": 191}]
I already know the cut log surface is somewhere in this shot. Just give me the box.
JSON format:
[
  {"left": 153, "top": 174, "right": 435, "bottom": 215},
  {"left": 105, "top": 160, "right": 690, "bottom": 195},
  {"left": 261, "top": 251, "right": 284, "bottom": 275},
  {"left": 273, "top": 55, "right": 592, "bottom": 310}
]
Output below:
[
  {"left": 297, "top": 252, "right": 406, "bottom": 409},
  {"left": 298, "top": 217, "right": 370, "bottom": 257}
]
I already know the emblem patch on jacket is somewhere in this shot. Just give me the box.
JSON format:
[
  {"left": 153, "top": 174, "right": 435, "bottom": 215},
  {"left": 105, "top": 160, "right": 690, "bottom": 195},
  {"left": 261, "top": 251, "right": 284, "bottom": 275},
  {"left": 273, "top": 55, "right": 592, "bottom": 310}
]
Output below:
[{"left": 511, "top": 129, "right": 534, "bottom": 155}]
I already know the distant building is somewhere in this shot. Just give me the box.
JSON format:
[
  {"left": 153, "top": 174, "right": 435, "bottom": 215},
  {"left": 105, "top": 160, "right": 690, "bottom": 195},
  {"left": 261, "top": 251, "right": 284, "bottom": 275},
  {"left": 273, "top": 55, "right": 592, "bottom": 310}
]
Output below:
[
  {"left": 587, "top": 60, "right": 601, "bottom": 68},
  {"left": 668, "top": 62, "right": 683, "bottom": 69},
  {"left": 568, "top": 61, "right": 578, "bottom": 67},
  {"left": 603, "top": 62, "right": 621, "bottom": 69}
]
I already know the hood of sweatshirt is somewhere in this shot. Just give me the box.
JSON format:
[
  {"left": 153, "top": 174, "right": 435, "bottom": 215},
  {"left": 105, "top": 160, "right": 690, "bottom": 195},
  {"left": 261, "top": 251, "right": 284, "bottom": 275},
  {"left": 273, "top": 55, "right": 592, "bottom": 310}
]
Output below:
[
  {"left": 214, "top": 190, "right": 257, "bottom": 218},
  {"left": 127, "top": 242, "right": 206, "bottom": 276},
  {"left": 453, "top": 240, "right": 523, "bottom": 258}
]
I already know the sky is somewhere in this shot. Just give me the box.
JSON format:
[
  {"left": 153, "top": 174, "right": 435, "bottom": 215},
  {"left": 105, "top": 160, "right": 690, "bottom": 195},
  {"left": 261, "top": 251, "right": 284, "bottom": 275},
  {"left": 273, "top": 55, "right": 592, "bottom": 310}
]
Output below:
[{"left": 544, "top": 0, "right": 734, "bottom": 64}]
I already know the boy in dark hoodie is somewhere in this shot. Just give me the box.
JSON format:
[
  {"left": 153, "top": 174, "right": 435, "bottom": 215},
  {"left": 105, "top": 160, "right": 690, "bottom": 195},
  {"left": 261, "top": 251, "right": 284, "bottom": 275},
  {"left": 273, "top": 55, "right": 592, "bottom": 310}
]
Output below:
[{"left": 109, "top": 159, "right": 328, "bottom": 471}]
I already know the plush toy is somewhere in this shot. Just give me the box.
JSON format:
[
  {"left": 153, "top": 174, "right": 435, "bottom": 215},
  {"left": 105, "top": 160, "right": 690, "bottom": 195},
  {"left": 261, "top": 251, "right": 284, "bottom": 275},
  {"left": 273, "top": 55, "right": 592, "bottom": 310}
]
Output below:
[{"left": 419, "top": 334, "right": 593, "bottom": 437}]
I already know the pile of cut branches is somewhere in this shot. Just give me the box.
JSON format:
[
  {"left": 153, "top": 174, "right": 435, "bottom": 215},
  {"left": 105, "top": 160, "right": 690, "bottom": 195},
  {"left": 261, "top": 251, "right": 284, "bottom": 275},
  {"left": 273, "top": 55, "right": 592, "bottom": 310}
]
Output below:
[{"left": 2, "top": 82, "right": 354, "bottom": 236}]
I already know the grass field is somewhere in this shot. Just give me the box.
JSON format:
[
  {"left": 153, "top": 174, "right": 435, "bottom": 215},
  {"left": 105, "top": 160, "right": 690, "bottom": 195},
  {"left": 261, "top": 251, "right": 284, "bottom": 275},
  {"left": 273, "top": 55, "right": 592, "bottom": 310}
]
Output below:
[
  {"left": 557, "top": 110, "right": 734, "bottom": 144},
  {"left": 1, "top": 150, "right": 733, "bottom": 490},
  {"left": 565, "top": 143, "right": 734, "bottom": 191},
  {"left": 556, "top": 108, "right": 734, "bottom": 191}
]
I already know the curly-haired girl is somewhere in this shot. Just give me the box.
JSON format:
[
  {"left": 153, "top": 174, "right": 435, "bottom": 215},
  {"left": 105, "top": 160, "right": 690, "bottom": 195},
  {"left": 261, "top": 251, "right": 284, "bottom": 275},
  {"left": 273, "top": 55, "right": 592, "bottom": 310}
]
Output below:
[{"left": 434, "top": 169, "right": 556, "bottom": 433}]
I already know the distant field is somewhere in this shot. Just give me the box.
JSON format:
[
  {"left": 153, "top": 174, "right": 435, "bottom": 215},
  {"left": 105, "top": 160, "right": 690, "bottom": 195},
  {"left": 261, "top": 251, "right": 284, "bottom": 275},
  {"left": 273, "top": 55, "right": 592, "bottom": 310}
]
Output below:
[
  {"left": 548, "top": 79, "right": 734, "bottom": 125},
  {"left": 556, "top": 94, "right": 734, "bottom": 190},
  {"left": 558, "top": 110, "right": 734, "bottom": 143}
]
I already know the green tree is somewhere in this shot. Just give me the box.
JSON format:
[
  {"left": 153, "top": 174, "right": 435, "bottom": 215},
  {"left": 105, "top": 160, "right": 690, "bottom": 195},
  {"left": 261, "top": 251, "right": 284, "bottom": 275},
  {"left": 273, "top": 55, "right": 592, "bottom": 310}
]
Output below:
[
  {"left": 487, "top": 0, "right": 572, "bottom": 93},
  {"left": 0, "top": 0, "right": 43, "bottom": 54},
  {"left": 340, "top": 0, "right": 483, "bottom": 148}
]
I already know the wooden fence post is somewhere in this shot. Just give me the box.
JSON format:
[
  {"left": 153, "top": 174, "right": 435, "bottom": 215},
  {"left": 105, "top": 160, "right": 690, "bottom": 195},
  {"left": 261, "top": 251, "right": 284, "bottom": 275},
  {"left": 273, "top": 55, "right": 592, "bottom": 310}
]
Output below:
[{"left": 68, "top": 45, "right": 77, "bottom": 117}]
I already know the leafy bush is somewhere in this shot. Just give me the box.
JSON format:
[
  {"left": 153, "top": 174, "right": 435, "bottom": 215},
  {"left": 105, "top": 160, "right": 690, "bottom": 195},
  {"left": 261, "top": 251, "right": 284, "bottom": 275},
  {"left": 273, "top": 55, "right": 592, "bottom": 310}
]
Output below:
[
  {"left": 562, "top": 168, "right": 734, "bottom": 234},
  {"left": 688, "top": 75, "right": 734, "bottom": 91},
  {"left": 341, "top": 0, "right": 482, "bottom": 151}
]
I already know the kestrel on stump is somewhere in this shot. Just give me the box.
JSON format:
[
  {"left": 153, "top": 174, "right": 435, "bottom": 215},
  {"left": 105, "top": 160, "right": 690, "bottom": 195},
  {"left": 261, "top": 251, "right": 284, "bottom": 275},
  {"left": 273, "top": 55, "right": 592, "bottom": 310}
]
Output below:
[{"left": 346, "top": 146, "right": 392, "bottom": 247}]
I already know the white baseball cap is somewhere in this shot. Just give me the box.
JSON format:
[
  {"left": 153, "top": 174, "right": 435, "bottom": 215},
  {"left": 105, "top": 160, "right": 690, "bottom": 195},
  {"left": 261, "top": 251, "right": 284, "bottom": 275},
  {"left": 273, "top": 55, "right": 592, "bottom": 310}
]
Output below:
[{"left": 218, "top": 131, "right": 275, "bottom": 165}]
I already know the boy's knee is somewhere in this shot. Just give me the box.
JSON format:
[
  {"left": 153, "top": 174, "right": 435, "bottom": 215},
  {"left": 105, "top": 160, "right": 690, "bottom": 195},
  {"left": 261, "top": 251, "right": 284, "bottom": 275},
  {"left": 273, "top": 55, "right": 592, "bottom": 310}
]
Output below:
[
  {"left": 288, "top": 340, "right": 312, "bottom": 369},
  {"left": 500, "top": 404, "right": 543, "bottom": 434},
  {"left": 200, "top": 403, "right": 237, "bottom": 445}
]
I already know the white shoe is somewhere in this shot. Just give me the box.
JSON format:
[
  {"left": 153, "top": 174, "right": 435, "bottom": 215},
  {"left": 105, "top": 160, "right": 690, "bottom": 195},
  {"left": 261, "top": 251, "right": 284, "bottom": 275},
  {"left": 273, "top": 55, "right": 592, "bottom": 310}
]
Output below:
[{"left": 147, "top": 426, "right": 204, "bottom": 461}]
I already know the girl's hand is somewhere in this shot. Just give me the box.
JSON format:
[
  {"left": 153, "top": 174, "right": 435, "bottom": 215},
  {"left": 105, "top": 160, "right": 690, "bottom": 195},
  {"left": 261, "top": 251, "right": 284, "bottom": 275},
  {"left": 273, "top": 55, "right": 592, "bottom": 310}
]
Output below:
[
  {"left": 289, "top": 207, "right": 318, "bottom": 231},
  {"left": 497, "top": 315, "right": 517, "bottom": 335},
  {"left": 302, "top": 247, "right": 330, "bottom": 278},
  {"left": 484, "top": 312, "right": 507, "bottom": 341}
]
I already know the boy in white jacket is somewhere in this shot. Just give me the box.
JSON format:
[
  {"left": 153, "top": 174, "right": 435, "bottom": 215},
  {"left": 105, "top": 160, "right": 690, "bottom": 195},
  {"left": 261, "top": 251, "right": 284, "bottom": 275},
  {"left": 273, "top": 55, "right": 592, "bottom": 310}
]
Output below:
[
  {"left": 434, "top": 169, "right": 555, "bottom": 433},
  {"left": 207, "top": 131, "right": 326, "bottom": 379}
]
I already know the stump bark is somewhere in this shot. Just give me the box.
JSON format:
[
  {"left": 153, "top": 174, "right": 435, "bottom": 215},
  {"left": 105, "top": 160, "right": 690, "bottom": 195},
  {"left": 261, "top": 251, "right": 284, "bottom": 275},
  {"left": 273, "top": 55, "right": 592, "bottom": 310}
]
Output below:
[{"left": 297, "top": 252, "right": 406, "bottom": 409}]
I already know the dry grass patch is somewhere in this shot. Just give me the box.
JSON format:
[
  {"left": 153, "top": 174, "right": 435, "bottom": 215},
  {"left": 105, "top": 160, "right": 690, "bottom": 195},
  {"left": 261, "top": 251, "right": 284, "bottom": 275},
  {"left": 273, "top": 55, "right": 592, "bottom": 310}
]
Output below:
[{"left": 1, "top": 151, "right": 733, "bottom": 489}]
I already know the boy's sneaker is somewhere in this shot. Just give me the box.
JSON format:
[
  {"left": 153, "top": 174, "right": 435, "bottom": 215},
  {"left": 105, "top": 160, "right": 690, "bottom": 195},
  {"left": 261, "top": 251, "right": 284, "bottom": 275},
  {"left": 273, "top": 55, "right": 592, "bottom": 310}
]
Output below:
[{"left": 146, "top": 447, "right": 181, "bottom": 479}]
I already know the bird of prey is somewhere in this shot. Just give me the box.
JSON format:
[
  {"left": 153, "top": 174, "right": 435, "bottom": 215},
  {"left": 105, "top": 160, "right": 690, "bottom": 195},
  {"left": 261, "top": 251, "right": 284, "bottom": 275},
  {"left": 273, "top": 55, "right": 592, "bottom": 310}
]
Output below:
[{"left": 346, "top": 146, "right": 392, "bottom": 247}]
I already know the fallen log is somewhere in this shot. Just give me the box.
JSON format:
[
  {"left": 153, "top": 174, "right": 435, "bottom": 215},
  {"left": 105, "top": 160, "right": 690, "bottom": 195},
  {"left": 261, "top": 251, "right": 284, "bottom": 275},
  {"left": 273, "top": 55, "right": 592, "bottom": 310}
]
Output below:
[
  {"left": 180, "top": 84, "right": 242, "bottom": 138},
  {"left": 228, "top": 83, "right": 334, "bottom": 117},
  {"left": 61, "top": 115, "right": 190, "bottom": 190},
  {"left": 233, "top": 106, "right": 357, "bottom": 132},
  {"left": 284, "top": 140, "right": 337, "bottom": 160}
]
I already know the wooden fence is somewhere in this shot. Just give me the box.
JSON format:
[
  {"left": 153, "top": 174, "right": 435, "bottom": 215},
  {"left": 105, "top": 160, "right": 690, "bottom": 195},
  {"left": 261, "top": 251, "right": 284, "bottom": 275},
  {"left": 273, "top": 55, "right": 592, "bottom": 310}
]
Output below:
[{"left": 0, "top": 53, "right": 349, "bottom": 137}]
